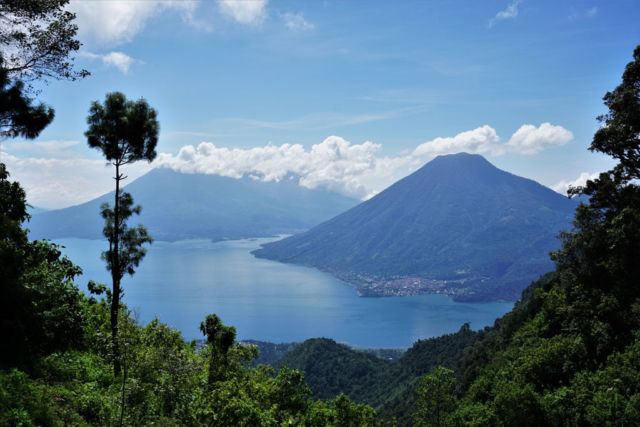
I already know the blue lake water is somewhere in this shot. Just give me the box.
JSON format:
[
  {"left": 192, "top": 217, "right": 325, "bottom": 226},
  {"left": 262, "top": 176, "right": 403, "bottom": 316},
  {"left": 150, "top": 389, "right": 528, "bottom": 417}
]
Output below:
[{"left": 55, "top": 237, "right": 514, "bottom": 348}]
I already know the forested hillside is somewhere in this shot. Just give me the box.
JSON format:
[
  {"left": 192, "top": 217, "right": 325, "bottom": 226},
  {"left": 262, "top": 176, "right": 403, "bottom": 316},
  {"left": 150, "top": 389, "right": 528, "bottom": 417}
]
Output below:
[
  {"left": 238, "top": 340, "right": 300, "bottom": 365},
  {"left": 274, "top": 339, "right": 395, "bottom": 401},
  {"left": 272, "top": 272, "right": 556, "bottom": 425}
]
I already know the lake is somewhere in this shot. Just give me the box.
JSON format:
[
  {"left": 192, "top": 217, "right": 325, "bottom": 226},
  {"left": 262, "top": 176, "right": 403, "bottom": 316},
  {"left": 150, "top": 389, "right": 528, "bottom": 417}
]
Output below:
[{"left": 56, "top": 237, "right": 514, "bottom": 348}]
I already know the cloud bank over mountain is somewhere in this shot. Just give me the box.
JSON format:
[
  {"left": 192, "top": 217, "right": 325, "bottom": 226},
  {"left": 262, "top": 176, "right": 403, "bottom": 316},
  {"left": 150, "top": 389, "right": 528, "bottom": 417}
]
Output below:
[
  {"left": 156, "top": 136, "right": 415, "bottom": 200},
  {"left": 4, "top": 123, "right": 573, "bottom": 208},
  {"left": 158, "top": 123, "right": 573, "bottom": 200},
  {"left": 0, "top": 152, "right": 152, "bottom": 209},
  {"left": 412, "top": 123, "right": 573, "bottom": 157}
]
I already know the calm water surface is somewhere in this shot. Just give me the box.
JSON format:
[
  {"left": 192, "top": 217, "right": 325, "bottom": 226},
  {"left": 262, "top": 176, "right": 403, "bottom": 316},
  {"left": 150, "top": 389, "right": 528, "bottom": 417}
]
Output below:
[{"left": 56, "top": 237, "right": 513, "bottom": 347}]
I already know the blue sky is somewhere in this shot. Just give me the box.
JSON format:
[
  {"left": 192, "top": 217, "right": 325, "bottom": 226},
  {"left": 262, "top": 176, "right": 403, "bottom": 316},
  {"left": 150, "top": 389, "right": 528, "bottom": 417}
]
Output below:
[{"left": 1, "top": 0, "right": 638, "bottom": 208}]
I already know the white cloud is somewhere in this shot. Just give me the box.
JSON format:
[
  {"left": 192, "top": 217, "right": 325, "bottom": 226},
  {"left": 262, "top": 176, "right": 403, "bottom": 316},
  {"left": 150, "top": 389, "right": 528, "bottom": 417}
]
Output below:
[
  {"left": 281, "top": 12, "right": 314, "bottom": 30},
  {"left": 161, "top": 124, "right": 572, "bottom": 200},
  {"left": 587, "top": 7, "right": 597, "bottom": 17},
  {"left": 80, "top": 51, "right": 137, "bottom": 74},
  {"left": 156, "top": 136, "right": 414, "bottom": 200},
  {"left": 412, "top": 125, "right": 501, "bottom": 157},
  {"left": 412, "top": 123, "right": 573, "bottom": 157},
  {"left": 1, "top": 152, "right": 153, "bottom": 209},
  {"left": 489, "top": 0, "right": 523, "bottom": 28},
  {"left": 503, "top": 123, "right": 573, "bottom": 155},
  {"left": 179, "top": 4, "right": 214, "bottom": 32},
  {"left": 69, "top": 0, "right": 275, "bottom": 47},
  {"left": 217, "top": 0, "right": 268, "bottom": 25},
  {"left": 3, "top": 123, "right": 575, "bottom": 208},
  {"left": 69, "top": 0, "right": 202, "bottom": 47},
  {"left": 552, "top": 172, "right": 600, "bottom": 195}
]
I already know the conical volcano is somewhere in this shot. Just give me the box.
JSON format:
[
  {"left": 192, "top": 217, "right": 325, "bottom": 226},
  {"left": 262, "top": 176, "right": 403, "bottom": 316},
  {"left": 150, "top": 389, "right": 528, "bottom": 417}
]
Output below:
[{"left": 253, "top": 153, "right": 577, "bottom": 301}]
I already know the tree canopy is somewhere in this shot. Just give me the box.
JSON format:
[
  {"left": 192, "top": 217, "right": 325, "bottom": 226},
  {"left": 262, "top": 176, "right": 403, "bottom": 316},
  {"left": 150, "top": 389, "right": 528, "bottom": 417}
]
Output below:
[
  {"left": 0, "top": 57, "right": 54, "bottom": 141},
  {"left": 413, "top": 367, "right": 457, "bottom": 427},
  {"left": 0, "top": 163, "right": 87, "bottom": 368},
  {"left": 99, "top": 192, "right": 153, "bottom": 284},
  {"left": 590, "top": 45, "right": 640, "bottom": 181},
  {"left": 85, "top": 92, "right": 159, "bottom": 166},
  {"left": 0, "top": 0, "right": 88, "bottom": 89}
]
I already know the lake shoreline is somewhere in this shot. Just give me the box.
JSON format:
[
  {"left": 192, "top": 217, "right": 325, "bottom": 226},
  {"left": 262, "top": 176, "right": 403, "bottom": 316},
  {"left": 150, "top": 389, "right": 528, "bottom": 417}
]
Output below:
[{"left": 54, "top": 237, "right": 514, "bottom": 346}]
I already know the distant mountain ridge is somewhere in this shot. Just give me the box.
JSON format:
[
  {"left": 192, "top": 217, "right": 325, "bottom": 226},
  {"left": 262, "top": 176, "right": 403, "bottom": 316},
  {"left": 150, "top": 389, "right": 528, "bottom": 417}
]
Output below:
[
  {"left": 26, "top": 205, "right": 49, "bottom": 215},
  {"left": 27, "top": 168, "right": 359, "bottom": 242},
  {"left": 253, "top": 153, "right": 578, "bottom": 301}
]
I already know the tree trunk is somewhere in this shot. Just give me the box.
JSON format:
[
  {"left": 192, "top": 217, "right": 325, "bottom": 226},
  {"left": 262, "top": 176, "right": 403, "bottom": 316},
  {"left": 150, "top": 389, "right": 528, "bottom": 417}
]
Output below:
[
  {"left": 111, "top": 162, "right": 122, "bottom": 377},
  {"left": 120, "top": 358, "right": 127, "bottom": 426}
]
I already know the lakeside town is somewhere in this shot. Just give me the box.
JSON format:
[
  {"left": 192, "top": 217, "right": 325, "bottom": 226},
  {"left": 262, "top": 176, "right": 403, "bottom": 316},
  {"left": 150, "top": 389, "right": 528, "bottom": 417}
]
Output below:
[{"left": 326, "top": 269, "right": 474, "bottom": 299}]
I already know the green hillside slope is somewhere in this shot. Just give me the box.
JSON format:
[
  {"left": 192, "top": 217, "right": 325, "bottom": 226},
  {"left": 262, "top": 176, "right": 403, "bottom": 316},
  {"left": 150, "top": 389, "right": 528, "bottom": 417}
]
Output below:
[
  {"left": 273, "top": 338, "right": 394, "bottom": 402},
  {"left": 269, "top": 272, "right": 555, "bottom": 426}
]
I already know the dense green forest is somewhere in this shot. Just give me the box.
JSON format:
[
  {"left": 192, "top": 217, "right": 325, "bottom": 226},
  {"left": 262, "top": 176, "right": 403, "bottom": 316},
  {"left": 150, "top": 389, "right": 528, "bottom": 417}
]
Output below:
[
  {"left": 235, "top": 340, "right": 301, "bottom": 366},
  {"left": 232, "top": 340, "right": 403, "bottom": 367},
  {"left": 1, "top": 1, "right": 639, "bottom": 425}
]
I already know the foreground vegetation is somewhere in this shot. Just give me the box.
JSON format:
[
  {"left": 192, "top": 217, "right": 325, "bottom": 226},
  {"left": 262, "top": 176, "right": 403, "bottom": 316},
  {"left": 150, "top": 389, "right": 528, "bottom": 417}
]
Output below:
[
  {"left": 0, "top": 170, "right": 379, "bottom": 425},
  {"left": 1, "top": 0, "right": 639, "bottom": 424},
  {"left": 0, "top": 3, "right": 378, "bottom": 422}
]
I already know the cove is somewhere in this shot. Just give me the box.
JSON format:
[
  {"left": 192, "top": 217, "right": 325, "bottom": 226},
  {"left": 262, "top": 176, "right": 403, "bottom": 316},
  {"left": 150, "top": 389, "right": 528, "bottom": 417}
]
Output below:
[{"left": 55, "top": 237, "right": 514, "bottom": 348}]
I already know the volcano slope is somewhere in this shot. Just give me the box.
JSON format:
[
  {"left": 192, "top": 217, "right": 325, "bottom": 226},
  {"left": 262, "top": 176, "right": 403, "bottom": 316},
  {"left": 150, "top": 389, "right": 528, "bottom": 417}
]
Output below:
[{"left": 253, "top": 153, "right": 577, "bottom": 301}]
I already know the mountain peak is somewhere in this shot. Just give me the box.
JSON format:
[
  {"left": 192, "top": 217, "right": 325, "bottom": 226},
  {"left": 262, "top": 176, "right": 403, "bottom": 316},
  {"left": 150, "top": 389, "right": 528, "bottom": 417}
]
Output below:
[
  {"left": 434, "top": 152, "right": 485, "bottom": 160},
  {"left": 253, "top": 156, "right": 577, "bottom": 302},
  {"left": 425, "top": 152, "right": 496, "bottom": 171}
]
